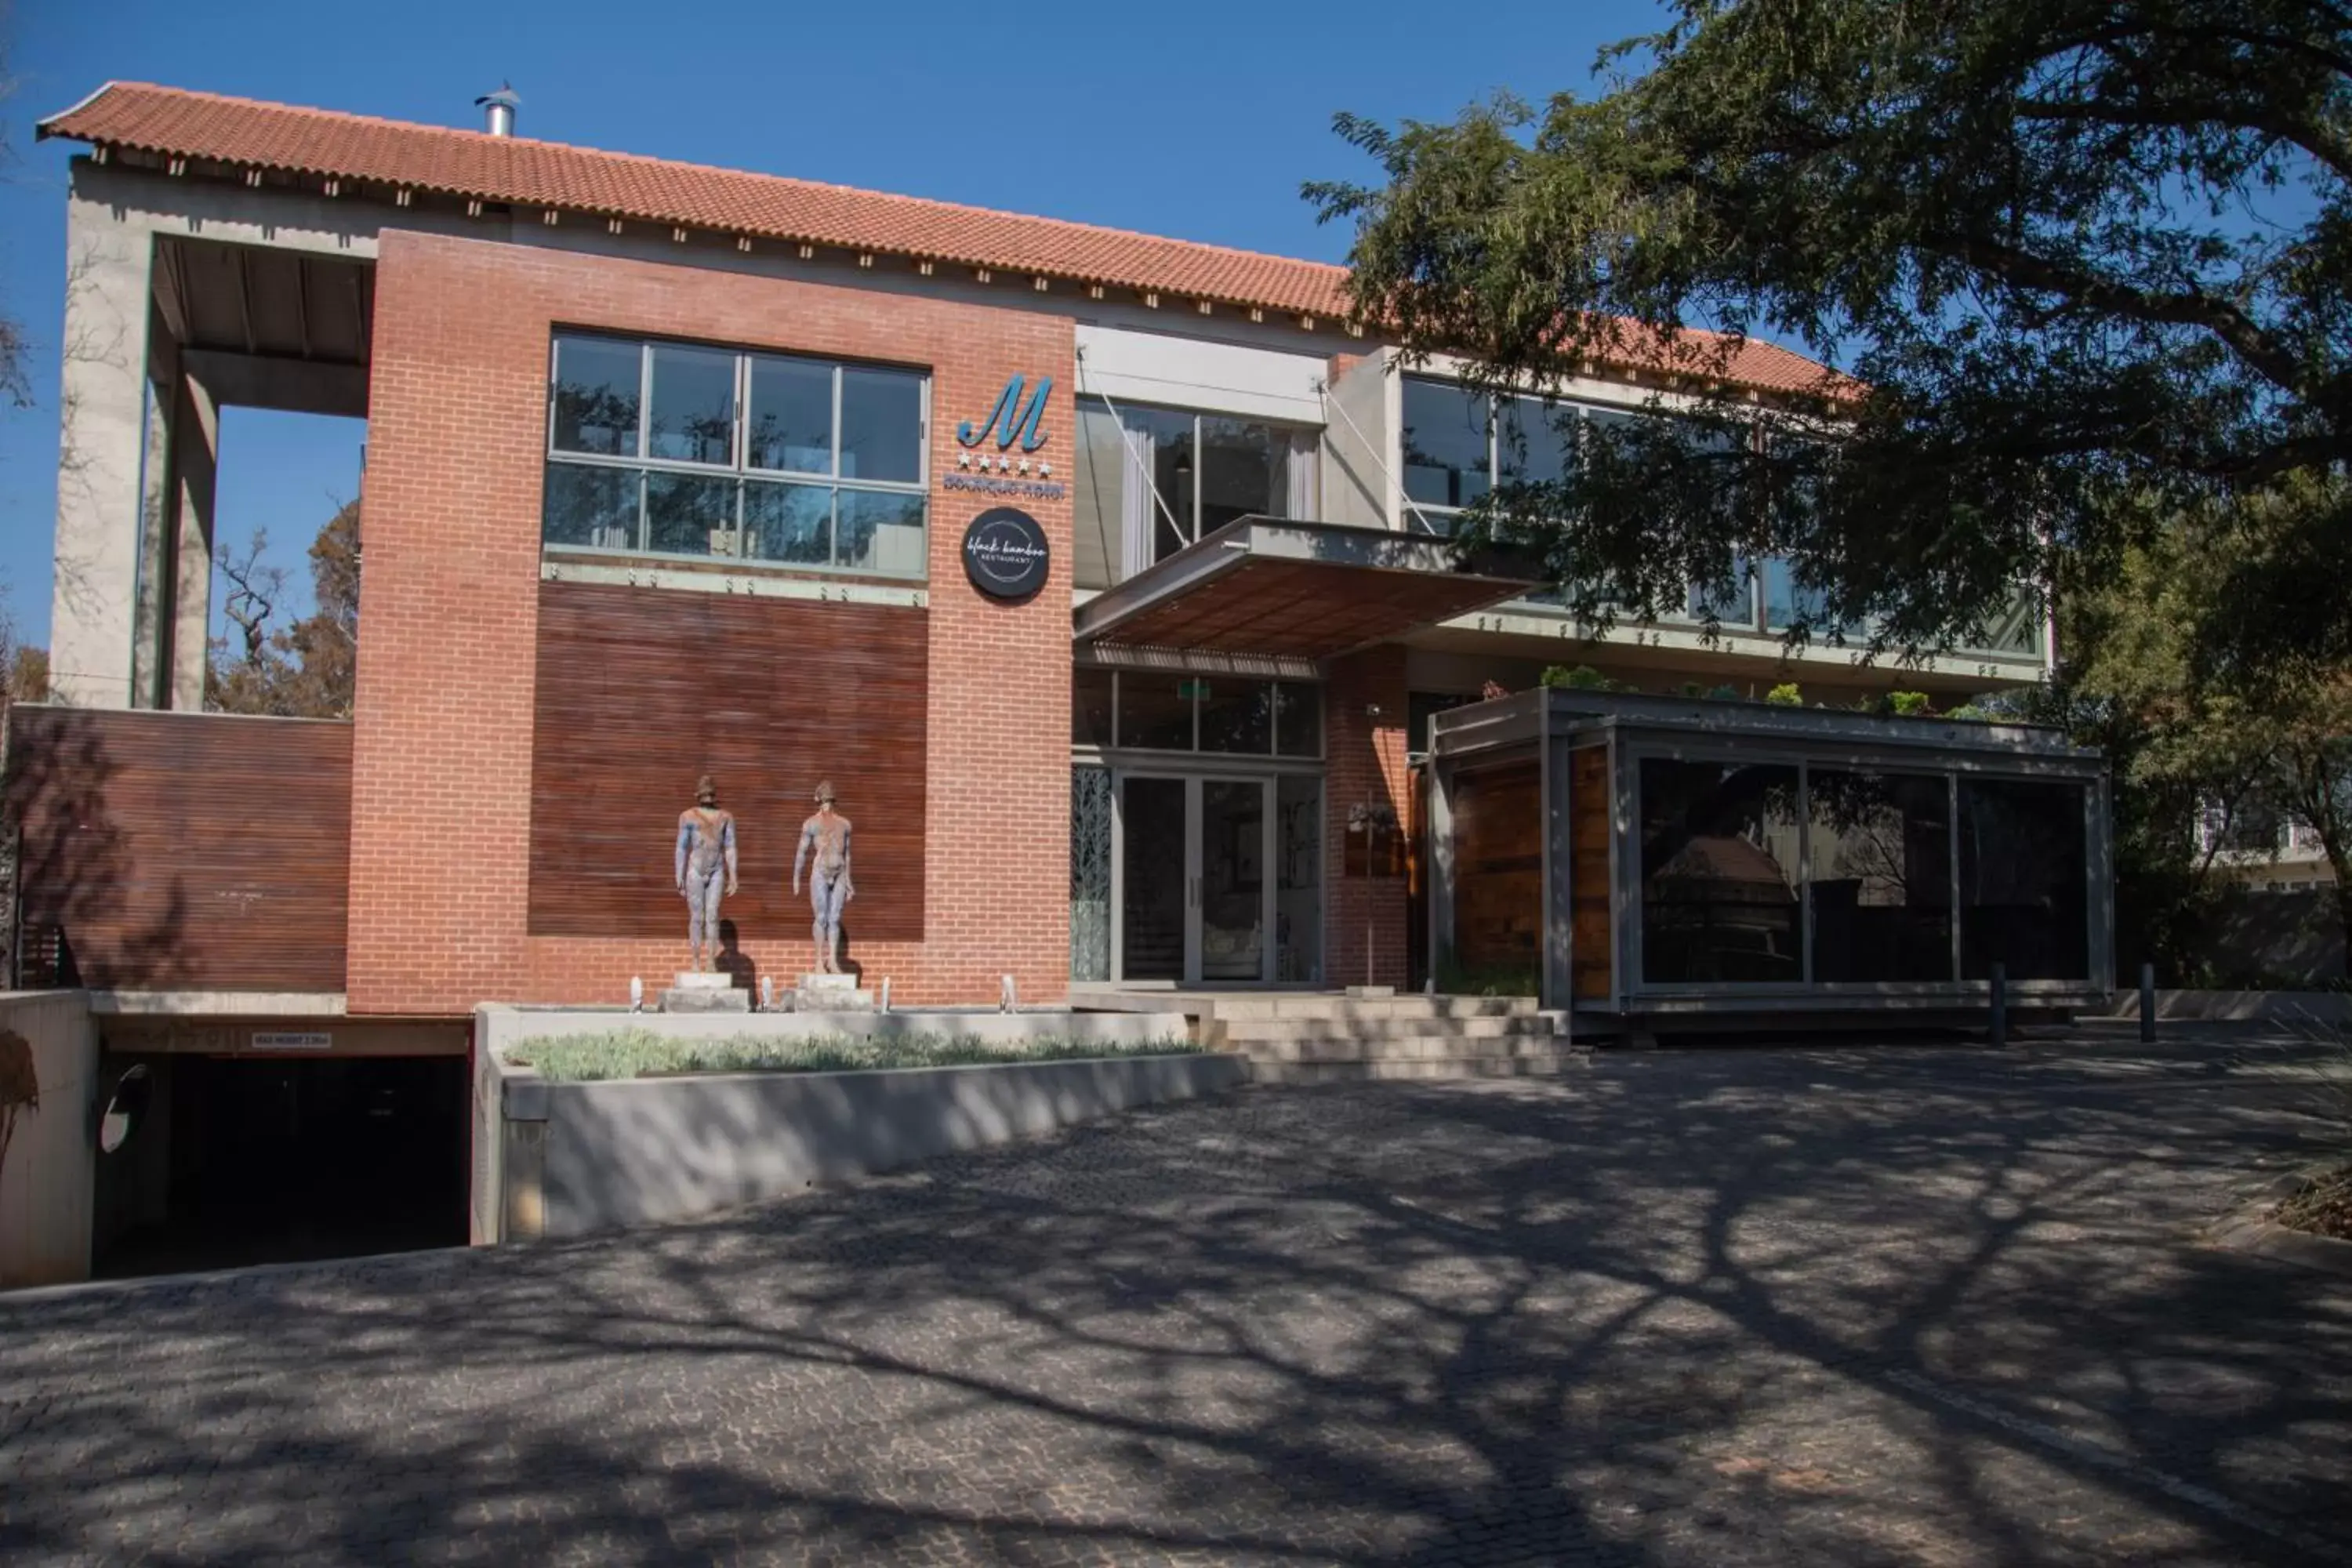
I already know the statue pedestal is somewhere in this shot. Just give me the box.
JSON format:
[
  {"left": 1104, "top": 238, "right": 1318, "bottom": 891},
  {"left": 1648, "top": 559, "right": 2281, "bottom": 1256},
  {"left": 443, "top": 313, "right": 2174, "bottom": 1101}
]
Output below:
[
  {"left": 662, "top": 971, "right": 749, "bottom": 1014},
  {"left": 792, "top": 972, "right": 874, "bottom": 1011}
]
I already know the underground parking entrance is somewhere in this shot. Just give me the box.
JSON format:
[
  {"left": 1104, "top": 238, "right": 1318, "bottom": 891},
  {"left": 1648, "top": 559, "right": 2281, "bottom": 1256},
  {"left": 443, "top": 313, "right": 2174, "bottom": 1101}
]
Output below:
[{"left": 91, "top": 1024, "right": 471, "bottom": 1280}]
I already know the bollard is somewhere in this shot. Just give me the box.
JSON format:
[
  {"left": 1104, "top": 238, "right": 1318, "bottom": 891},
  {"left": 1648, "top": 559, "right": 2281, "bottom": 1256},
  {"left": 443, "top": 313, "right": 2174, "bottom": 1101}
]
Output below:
[
  {"left": 760, "top": 975, "right": 775, "bottom": 1013},
  {"left": 1000, "top": 973, "right": 1017, "bottom": 1014},
  {"left": 1989, "top": 961, "right": 2008, "bottom": 1047},
  {"left": 880, "top": 977, "right": 892, "bottom": 1013},
  {"left": 630, "top": 975, "right": 644, "bottom": 1014},
  {"left": 2139, "top": 961, "right": 2157, "bottom": 1044}
]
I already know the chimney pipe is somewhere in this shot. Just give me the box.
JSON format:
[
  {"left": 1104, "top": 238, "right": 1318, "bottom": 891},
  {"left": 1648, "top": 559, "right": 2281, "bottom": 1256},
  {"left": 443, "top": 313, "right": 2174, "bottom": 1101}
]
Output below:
[{"left": 475, "top": 84, "right": 519, "bottom": 137}]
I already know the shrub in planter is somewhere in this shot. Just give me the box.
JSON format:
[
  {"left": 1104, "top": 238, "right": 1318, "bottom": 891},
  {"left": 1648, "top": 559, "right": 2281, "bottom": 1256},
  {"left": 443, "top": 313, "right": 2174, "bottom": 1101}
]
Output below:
[{"left": 1766, "top": 682, "right": 1803, "bottom": 706}]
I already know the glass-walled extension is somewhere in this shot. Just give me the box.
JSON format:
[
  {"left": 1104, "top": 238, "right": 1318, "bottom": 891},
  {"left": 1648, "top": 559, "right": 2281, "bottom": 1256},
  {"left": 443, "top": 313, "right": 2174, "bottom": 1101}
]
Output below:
[
  {"left": 1428, "top": 689, "right": 2111, "bottom": 1018},
  {"left": 1071, "top": 666, "right": 1324, "bottom": 986},
  {"left": 1072, "top": 400, "right": 1320, "bottom": 589}
]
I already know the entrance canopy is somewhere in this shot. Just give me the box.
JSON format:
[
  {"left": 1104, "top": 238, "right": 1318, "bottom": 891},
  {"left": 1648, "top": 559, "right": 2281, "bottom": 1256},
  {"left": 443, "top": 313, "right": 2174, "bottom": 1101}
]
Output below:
[{"left": 1074, "top": 517, "right": 1534, "bottom": 663}]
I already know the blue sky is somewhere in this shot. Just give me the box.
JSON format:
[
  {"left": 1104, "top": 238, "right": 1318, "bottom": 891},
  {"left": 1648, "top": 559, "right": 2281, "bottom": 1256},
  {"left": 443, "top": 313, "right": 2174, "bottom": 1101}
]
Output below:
[{"left": 0, "top": 0, "right": 1657, "bottom": 651}]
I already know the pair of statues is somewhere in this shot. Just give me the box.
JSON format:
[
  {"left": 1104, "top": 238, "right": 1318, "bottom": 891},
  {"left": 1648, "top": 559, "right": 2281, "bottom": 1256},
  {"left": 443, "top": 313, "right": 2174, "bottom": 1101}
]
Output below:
[{"left": 673, "top": 775, "right": 854, "bottom": 975}]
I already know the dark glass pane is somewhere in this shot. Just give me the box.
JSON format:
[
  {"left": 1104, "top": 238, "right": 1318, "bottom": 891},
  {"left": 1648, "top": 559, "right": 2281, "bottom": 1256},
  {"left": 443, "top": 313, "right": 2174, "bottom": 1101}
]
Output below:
[
  {"left": 1690, "top": 559, "right": 1757, "bottom": 626},
  {"left": 1400, "top": 378, "right": 1492, "bottom": 510},
  {"left": 543, "top": 462, "right": 638, "bottom": 550},
  {"left": 1073, "top": 668, "right": 1116, "bottom": 747},
  {"left": 1809, "top": 771, "right": 1953, "bottom": 982},
  {"left": 1639, "top": 758, "right": 1802, "bottom": 983},
  {"left": 1199, "top": 416, "right": 1287, "bottom": 535},
  {"left": 644, "top": 471, "right": 737, "bottom": 557},
  {"left": 1276, "top": 681, "right": 1323, "bottom": 757},
  {"left": 1200, "top": 779, "right": 1267, "bottom": 981},
  {"left": 551, "top": 336, "right": 641, "bottom": 457},
  {"left": 1129, "top": 406, "right": 1196, "bottom": 563},
  {"left": 1499, "top": 395, "right": 1573, "bottom": 485},
  {"left": 835, "top": 488, "right": 926, "bottom": 575},
  {"left": 1959, "top": 779, "right": 2089, "bottom": 980},
  {"left": 1199, "top": 679, "right": 1275, "bottom": 754},
  {"left": 647, "top": 343, "right": 736, "bottom": 466},
  {"left": 1120, "top": 776, "right": 1186, "bottom": 980},
  {"left": 742, "top": 480, "right": 830, "bottom": 566},
  {"left": 1118, "top": 677, "right": 1194, "bottom": 750},
  {"left": 840, "top": 367, "right": 924, "bottom": 484},
  {"left": 746, "top": 356, "right": 833, "bottom": 474},
  {"left": 1276, "top": 775, "right": 1322, "bottom": 982}
]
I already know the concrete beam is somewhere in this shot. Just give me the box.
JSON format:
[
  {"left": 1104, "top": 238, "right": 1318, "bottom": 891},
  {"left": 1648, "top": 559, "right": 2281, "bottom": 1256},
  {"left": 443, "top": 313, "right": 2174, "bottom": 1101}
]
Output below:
[{"left": 182, "top": 349, "right": 368, "bottom": 418}]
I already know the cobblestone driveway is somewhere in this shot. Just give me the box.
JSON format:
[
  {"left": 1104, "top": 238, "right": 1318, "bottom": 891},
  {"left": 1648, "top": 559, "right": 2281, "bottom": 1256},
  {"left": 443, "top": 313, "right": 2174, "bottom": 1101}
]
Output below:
[{"left": 5, "top": 1030, "right": 2350, "bottom": 1566}]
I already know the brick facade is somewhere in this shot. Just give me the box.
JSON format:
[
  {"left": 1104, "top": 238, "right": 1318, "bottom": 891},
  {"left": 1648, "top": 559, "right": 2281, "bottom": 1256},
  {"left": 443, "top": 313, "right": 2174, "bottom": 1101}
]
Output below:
[
  {"left": 352, "top": 232, "right": 1073, "bottom": 1014},
  {"left": 1323, "top": 646, "right": 1412, "bottom": 991}
]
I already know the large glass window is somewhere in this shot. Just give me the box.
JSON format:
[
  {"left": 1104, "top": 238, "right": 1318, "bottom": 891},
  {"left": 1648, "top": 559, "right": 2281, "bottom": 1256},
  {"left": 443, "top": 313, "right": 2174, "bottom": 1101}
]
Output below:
[
  {"left": 1071, "top": 397, "right": 1315, "bottom": 586},
  {"left": 1808, "top": 771, "right": 1954, "bottom": 982},
  {"left": 1958, "top": 778, "right": 2090, "bottom": 980},
  {"left": 544, "top": 333, "right": 927, "bottom": 577},
  {"left": 1401, "top": 378, "right": 1493, "bottom": 519},
  {"left": 1639, "top": 759, "right": 1803, "bottom": 983},
  {"left": 1080, "top": 670, "right": 1323, "bottom": 757}
]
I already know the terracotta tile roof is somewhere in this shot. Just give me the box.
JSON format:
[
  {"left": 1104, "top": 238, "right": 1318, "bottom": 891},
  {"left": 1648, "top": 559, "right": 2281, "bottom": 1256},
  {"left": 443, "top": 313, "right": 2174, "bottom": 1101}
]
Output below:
[{"left": 38, "top": 82, "right": 1842, "bottom": 397}]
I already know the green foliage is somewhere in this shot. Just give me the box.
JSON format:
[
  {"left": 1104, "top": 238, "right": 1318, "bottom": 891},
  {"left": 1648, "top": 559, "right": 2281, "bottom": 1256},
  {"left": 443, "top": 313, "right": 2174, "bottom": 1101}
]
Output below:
[
  {"left": 1679, "top": 681, "right": 1705, "bottom": 698},
  {"left": 1944, "top": 703, "right": 1992, "bottom": 721},
  {"left": 1432, "top": 952, "right": 1540, "bottom": 998},
  {"left": 1312, "top": 1, "right": 2352, "bottom": 670},
  {"left": 1765, "top": 682, "right": 1802, "bottom": 706},
  {"left": 1541, "top": 663, "right": 1621, "bottom": 691},
  {"left": 1889, "top": 691, "right": 1933, "bottom": 717},
  {"left": 503, "top": 1028, "right": 1197, "bottom": 1083},
  {"left": 1707, "top": 684, "right": 1741, "bottom": 702}
]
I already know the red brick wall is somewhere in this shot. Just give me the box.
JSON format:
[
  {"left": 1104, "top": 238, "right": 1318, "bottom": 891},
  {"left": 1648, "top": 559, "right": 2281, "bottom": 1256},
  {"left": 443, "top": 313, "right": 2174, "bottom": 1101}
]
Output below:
[
  {"left": 352, "top": 232, "right": 1073, "bottom": 1014},
  {"left": 1324, "top": 646, "right": 1411, "bottom": 989}
]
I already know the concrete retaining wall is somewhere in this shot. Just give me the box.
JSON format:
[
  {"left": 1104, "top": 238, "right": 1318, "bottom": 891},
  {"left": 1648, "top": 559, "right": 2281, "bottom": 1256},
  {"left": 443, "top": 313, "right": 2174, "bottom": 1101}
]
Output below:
[
  {"left": 495, "top": 1051, "right": 1243, "bottom": 1240},
  {"left": 474, "top": 1004, "right": 1195, "bottom": 1055},
  {"left": 2100, "top": 989, "right": 2352, "bottom": 1025},
  {"left": 0, "top": 991, "right": 98, "bottom": 1289}
]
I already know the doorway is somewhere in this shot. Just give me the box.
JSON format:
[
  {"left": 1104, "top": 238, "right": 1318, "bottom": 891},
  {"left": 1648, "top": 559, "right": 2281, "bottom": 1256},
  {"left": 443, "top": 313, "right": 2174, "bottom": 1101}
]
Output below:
[{"left": 1116, "top": 772, "right": 1321, "bottom": 985}]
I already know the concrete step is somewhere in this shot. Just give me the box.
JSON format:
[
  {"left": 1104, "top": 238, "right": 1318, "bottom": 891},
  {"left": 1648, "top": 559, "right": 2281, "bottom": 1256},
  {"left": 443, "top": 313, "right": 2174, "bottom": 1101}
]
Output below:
[
  {"left": 1206, "top": 994, "right": 1539, "bottom": 1023},
  {"left": 1215, "top": 1014, "right": 1556, "bottom": 1044},
  {"left": 1237, "top": 1034, "right": 1566, "bottom": 1064},
  {"left": 1247, "top": 1051, "right": 1587, "bottom": 1084}
]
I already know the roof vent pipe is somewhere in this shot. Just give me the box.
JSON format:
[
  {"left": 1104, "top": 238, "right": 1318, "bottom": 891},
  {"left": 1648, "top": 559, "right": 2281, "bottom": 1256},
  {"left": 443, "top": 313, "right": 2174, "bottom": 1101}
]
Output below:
[{"left": 475, "top": 84, "right": 519, "bottom": 137}]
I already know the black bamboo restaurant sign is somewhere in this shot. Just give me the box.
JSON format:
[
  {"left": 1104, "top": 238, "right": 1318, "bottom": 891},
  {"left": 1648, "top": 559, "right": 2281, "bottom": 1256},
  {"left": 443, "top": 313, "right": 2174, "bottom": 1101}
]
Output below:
[{"left": 962, "top": 507, "right": 1051, "bottom": 599}]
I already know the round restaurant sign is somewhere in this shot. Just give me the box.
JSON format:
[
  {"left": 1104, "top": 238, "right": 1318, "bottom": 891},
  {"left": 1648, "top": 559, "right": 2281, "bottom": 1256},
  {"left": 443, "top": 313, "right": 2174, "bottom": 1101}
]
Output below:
[{"left": 961, "top": 507, "right": 1051, "bottom": 600}]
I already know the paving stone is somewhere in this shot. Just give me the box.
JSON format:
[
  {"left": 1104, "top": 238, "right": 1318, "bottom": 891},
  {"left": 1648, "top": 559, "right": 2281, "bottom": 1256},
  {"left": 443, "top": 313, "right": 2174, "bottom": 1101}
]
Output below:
[{"left": 0, "top": 1030, "right": 2347, "bottom": 1565}]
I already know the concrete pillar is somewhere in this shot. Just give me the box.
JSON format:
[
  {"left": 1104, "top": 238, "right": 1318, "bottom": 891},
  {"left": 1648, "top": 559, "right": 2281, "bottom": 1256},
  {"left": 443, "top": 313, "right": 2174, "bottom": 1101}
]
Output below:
[
  {"left": 129, "top": 310, "right": 177, "bottom": 710},
  {"left": 49, "top": 176, "right": 158, "bottom": 709},
  {"left": 166, "top": 371, "right": 220, "bottom": 711}
]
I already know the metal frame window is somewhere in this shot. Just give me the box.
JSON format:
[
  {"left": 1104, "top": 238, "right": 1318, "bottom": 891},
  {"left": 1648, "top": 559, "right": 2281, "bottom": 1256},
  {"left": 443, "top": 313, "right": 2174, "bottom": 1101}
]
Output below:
[
  {"left": 543, "top": 332, "right": 931, "bottom": 579},
  {"left": 1073, "top": 668, "right": 1323, "bottom": 760},
  {"left": 1072, "top": 396, "right": 1318, "bottom": 579}
]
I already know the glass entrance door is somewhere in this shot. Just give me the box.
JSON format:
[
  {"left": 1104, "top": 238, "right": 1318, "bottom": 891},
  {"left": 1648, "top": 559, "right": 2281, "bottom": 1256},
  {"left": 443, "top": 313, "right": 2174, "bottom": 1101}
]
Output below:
[{"left": 1116, "top": 774, "right": 1304, "bottom": 985}]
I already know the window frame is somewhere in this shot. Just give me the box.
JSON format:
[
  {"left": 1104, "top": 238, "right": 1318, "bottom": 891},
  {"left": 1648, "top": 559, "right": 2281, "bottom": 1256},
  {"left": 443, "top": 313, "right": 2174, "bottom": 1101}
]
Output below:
[
  {"left": 1072, "top": 394, "right": 1319, "bottom": 577},
  {"left": 543, "top": 331, "right": 932, "bottom": 578}
]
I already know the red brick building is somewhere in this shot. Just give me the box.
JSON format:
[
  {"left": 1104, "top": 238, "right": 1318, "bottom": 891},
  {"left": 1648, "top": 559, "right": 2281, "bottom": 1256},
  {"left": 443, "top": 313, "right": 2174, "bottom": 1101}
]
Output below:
[{"left": 16, "top": 84, "right": 2053, "bottom": 1028}]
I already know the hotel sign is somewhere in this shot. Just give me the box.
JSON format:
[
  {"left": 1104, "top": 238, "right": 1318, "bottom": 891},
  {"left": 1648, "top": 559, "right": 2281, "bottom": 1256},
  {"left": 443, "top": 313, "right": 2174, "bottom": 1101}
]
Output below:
[
  {"left": 962, "top": 507, "right": 1051, "bottom": 600},
  {"left": 951, "top": 373, "right": 1067, "bottom": 500}
]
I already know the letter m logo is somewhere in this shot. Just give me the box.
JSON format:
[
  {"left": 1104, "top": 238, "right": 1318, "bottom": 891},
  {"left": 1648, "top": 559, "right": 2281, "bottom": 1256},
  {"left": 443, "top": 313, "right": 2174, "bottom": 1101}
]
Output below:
[{"left": 956, "top": 374, "right": 1052, "bottom": 452}]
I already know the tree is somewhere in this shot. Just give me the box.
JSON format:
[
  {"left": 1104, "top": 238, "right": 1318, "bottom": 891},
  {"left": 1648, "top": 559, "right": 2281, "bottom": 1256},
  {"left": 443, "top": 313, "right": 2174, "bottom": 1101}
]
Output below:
[
  {"left": 2060, "top": 478, "right": 2352, "bottom": 976},
  {"left": 1312, "top": 0, "right": 2352, "bottom": 666},
  {"left": 0, "top": 24, "right": 28, "bottom": 412},
  {"left": 206, "top": 499, "right": 359, "bottom": 719}
]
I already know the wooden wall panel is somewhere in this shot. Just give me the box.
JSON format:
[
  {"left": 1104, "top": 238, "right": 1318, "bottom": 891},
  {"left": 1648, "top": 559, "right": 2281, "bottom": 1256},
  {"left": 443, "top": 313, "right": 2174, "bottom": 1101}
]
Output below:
[
  {"left": 1451, "top": 758, "right": 1541, "bottom": 978},
  {"left": 528, "top": 583, "right": 927, "bottom": 942},
  {"left": 1570, "top": 745, "right": 1614, "bottom": 1000},
  {"left": 5, "top": 707, "right": 353, "bottom": 992}
]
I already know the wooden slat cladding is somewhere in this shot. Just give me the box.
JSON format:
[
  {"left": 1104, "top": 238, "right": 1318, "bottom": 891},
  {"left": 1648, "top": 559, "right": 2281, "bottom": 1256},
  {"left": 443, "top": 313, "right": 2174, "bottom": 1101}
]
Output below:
[
  {"left": 528, "top": 583, "right": 927, "bottom": 942},
  {"left": 1452, "top": 759, "right": 1541, "bottom": 978},
  {"left": 5, "top": 706, "right": 353, "bottom": 992}
]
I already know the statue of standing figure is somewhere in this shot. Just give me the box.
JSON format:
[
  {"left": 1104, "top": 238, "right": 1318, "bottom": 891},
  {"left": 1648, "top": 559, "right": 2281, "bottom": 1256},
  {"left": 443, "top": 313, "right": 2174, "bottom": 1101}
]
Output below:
[
  {"left": 792, "top": 780, "right": 855, "bottom": 974},
  {"left": 674, "top": 774, "right": 739, "bottom": 973}
]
